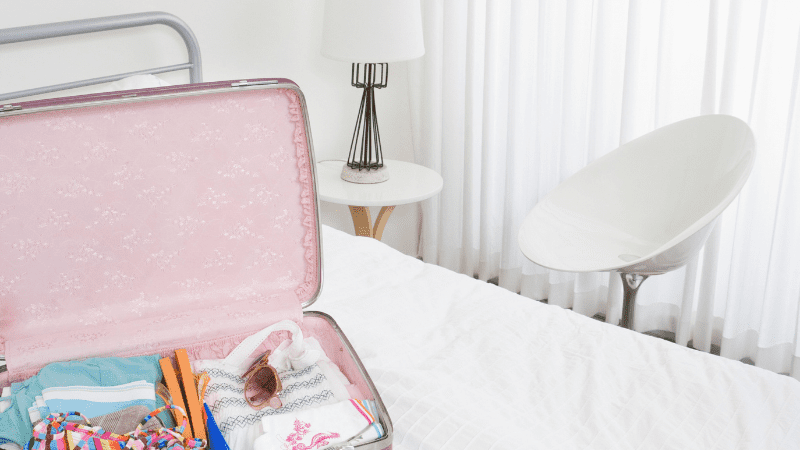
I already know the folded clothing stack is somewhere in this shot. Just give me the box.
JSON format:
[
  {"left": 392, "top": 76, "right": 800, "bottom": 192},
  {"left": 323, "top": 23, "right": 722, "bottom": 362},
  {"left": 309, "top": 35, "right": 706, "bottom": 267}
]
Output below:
[
  {"left": 254, "top": 399, "right": 384, "bottom": 450},
  {"left": 0, "top": 356, "right": 165, "bottom": 449}
]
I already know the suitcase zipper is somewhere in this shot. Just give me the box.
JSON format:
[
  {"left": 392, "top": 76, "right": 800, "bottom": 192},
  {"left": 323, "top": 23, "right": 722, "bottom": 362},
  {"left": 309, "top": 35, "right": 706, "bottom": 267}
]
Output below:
[{"left": 0, "top": 104, "right": 21, "bottom": 113}]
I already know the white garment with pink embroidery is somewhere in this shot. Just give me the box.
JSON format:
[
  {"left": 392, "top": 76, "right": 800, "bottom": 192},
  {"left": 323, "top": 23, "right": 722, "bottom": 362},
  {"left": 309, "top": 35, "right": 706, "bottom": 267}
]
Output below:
[{"left": 253, "top": 399, "right": 383, "bottom": 450}]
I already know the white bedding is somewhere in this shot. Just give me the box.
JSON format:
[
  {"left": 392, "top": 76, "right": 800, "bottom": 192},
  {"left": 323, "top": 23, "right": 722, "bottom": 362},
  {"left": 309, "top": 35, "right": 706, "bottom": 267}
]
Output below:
[{"left": 314, "top": 225, "right": 800, "bottom": 449}]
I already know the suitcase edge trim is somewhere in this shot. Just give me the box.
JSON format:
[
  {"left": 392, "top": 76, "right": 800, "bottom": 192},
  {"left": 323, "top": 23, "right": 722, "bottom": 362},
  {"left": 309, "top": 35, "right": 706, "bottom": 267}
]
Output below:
[{"left": 304, "top": 311, "right": 393, "bottom": 450}]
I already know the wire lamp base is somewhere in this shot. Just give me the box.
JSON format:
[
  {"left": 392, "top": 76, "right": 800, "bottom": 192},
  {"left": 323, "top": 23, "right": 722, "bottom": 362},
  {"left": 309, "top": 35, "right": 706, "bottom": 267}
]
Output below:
[{"left": 342, "top": 63, "right": 389, "bottom": 184}]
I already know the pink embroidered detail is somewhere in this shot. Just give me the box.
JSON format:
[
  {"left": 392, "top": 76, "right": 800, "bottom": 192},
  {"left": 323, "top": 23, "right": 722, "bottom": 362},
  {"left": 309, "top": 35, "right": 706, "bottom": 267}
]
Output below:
[
  {"left": 283, "top": 419, "right": 340, "bottom": 450},
  {"left": 302, "top": 433, "right": 341, "bottom": 450},
  {"left": 284, "top": 420, "right": 311, "bottom": 448}
]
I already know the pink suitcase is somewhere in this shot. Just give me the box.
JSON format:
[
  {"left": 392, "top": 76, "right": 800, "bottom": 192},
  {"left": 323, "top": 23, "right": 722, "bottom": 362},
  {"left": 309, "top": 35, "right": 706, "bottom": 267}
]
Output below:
[{"left": 0, "top": 79, "right": 392, "bottom": 450}]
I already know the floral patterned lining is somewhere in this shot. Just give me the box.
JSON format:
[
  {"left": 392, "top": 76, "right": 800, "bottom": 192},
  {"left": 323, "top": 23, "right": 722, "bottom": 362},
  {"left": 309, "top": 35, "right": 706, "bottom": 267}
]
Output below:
[{"left": 0, "top": 86, "right": 319, "bottom": 381}]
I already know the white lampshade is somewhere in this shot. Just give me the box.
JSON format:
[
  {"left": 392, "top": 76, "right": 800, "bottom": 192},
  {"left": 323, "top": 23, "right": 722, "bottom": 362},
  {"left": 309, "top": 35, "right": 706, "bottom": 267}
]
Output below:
[{"left": 321, "top": 0, "right": 425, "bottom": 63}]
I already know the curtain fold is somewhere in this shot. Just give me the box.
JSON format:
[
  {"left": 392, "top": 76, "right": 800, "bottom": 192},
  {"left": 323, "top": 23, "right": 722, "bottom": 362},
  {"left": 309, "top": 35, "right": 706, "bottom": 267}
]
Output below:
[{"left": 408, "top": 0, "right": 800, "bottom": 379}]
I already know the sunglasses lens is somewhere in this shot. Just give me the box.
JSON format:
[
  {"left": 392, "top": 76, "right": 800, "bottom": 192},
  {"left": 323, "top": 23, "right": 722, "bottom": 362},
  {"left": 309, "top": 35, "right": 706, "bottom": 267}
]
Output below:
[
  {"left": 245, "top": 367, "right": 279, "bottom": 405},
  {"left": 268, "top": 396, "right": 282, "bottom": 409}
]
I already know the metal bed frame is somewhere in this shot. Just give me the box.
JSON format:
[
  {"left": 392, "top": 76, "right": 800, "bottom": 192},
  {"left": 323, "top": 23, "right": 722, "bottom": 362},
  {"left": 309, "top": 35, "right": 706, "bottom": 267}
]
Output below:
[{"left": 0, "top": 11, "right": 202, "bottom": 102}]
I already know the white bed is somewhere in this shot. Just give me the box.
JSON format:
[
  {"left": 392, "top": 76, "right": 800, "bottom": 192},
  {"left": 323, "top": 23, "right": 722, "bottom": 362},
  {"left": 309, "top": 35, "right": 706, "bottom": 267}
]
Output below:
[{"left": 314, "top": 225, "right": 800, "bottom": 449}]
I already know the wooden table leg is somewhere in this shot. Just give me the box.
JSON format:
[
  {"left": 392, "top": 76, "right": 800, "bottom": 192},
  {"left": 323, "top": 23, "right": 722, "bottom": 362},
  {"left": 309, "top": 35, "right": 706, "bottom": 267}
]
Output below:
[
  {"left": 372, "top": 206, "right": 396, "bottom": 241},
  {"left": 348, "top": 206, "right": 372, "bottom": 237},
  {"left": 348, "top": 205, "right": 397, "bottom": 241}
]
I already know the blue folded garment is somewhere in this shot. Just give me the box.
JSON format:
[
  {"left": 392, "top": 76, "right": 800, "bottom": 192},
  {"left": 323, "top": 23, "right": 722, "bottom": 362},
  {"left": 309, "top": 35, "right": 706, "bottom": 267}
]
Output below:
[
  {"left": 204, "top": 403, "right": 230, "bottom": 450},
  {"left": 0, "top": 355, "right": 163, "bottom": 447}
]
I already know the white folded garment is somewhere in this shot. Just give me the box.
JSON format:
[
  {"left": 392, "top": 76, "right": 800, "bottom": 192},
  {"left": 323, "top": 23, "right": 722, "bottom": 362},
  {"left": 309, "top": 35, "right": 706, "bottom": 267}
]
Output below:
[
  {"left": 194, "top": 321, "right": 354, "bottom": 450},
  {"left": 254, "top": 399, "right": 382, "bottom": 450},
  {"left": 25, "top": 397, "right": 48, "bottom": 426}
]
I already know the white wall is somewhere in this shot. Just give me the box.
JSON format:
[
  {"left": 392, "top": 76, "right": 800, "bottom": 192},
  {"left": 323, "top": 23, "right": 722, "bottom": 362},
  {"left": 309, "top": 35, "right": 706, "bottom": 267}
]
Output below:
[{"left": 0, "top": 0, "right": 421, "bottom": 255}]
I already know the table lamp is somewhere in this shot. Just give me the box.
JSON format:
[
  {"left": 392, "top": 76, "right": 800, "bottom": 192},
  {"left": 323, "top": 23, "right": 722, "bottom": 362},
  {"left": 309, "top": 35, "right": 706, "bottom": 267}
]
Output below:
[{"left": 322, "top": 0, "right": 424, "bottom": 183}]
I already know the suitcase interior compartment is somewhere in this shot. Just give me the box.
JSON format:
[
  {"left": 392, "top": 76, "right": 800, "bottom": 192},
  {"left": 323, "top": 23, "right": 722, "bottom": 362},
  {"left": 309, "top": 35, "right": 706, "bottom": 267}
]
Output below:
[
  {"left": 142, "top": 313, "right": 382, "bottom": 404},
  {"left": 300, "top": 313, "right": 376, "bottom": 402},
  {"left": 301, "top": 312, "right": 392, "bottom": 449}
]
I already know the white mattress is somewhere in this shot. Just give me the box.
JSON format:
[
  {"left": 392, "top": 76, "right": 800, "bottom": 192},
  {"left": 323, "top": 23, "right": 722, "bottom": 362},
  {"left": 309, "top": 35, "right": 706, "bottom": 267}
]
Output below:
[{"left": 314, "top": 226, "right": 800, "bottom": 449}]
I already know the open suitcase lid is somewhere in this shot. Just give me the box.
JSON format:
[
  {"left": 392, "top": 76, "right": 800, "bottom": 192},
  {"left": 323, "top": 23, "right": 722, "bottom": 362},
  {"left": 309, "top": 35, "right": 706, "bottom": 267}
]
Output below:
[{"left": 0, "top": 79, "right": 322, "bottom": 381}]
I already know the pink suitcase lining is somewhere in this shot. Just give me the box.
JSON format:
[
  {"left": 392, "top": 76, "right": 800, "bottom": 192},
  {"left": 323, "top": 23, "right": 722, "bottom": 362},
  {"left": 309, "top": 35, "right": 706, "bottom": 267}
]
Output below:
[{"left": 0, "top": 80, "right": 390, "bottom": 448}]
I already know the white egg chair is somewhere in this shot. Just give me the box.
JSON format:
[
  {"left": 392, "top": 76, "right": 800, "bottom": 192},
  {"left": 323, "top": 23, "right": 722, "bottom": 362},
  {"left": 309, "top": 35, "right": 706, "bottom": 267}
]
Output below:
[{"left": 518, "top": 115, "right": 756, "bottom": 329}]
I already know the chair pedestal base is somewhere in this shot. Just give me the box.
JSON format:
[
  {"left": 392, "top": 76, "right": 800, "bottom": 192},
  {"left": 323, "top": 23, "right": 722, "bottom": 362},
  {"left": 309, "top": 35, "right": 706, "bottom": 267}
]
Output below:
[{"left": 619, "top": 273, "right": 649, "bottom": 329}]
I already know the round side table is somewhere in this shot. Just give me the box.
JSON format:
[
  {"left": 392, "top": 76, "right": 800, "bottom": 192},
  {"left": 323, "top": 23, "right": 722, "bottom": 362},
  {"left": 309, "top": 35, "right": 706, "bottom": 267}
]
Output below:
[{"left": 315, "top": 159, "right": 443, "bottom": 241}]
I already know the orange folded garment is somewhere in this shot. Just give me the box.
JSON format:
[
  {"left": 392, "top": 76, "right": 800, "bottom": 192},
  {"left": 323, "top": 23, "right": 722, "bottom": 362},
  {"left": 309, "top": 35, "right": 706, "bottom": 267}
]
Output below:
[
  {"left": 159, "top": 357, "right": 193, "bottom": 439},
  {"left": 175, "top": 349, "right": 207, "bottom": 440}
]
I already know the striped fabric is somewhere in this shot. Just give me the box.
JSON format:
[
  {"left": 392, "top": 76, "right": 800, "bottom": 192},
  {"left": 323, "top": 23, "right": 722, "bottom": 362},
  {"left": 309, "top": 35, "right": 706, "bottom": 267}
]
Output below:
[{"left": 41, "top": 382, "right": 156, "bottom": 419}]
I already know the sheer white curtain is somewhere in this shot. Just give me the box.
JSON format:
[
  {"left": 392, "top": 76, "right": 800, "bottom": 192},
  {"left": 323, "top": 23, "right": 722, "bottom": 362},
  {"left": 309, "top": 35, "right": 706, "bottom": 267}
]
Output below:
[{"left": 408, "top": 0, "right": 800, "bottom": 379}]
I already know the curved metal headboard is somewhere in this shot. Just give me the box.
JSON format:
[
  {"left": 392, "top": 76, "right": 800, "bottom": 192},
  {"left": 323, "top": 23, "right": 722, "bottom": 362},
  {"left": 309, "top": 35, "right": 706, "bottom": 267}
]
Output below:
[{"left": 0, "top": 11, "right": 202, "bottom": 102}]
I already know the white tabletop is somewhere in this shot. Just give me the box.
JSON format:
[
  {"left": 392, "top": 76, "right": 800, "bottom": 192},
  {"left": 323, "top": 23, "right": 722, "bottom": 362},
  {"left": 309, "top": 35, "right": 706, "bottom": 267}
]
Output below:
[{"left": 315, "top": 159, "right": 443, "bottom": 207}]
